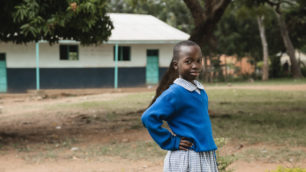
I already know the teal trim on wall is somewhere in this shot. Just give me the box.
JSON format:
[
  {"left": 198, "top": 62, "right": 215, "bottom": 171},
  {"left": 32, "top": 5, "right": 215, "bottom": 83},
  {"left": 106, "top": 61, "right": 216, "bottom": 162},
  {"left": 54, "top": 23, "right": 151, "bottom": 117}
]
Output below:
[{"left": 0, "top": 53, "right": 7, "bottom": 93}]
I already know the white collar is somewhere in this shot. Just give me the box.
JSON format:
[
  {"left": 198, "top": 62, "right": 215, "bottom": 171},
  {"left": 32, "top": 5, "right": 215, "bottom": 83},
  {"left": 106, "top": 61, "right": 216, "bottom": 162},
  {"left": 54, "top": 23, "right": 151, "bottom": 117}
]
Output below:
[{"left": 174, "top": 78, "right": 204, "bottom": 93}]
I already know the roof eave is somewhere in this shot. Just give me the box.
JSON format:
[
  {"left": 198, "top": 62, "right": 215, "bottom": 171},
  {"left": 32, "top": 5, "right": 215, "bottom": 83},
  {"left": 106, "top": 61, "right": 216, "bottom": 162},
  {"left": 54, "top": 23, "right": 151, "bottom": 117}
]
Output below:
[{"left": 104, "top": 39, "right": 188, "bottom": 44}]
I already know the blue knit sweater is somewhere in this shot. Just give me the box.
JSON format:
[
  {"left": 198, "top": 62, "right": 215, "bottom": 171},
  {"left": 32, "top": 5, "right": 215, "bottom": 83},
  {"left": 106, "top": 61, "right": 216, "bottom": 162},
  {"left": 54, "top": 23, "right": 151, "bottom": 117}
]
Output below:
[{"left": 141, "top": 83, "right": 217, "bottom": 152}]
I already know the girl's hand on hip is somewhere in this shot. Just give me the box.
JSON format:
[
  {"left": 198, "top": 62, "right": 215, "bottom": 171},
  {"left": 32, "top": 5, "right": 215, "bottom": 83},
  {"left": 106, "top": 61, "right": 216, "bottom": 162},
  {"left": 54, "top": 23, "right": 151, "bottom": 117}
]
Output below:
[{"left": 179, "top": 137, "right": 193, "bottom": 151}]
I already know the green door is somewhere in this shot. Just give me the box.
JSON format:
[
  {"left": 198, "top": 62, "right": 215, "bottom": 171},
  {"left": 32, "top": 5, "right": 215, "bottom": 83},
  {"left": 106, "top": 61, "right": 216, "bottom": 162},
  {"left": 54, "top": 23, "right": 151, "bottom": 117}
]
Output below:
[
  {"left": 146, "top": 50, "right": 159, "bottom": 84},
  {"left": 0, "top": 53, "right": 7, "bottom": 92}
]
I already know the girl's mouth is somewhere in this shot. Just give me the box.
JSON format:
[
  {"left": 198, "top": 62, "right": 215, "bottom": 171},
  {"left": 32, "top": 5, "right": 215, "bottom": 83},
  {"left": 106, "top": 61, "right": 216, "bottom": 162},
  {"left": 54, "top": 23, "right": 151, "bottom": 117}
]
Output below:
[{"left": 190, "top": 71, "right": 200, "bottom": 76}]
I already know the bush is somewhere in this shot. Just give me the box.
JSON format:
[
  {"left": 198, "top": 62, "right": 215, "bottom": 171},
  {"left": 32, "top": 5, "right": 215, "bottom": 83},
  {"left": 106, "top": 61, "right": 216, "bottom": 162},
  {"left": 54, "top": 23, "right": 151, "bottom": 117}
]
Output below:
[
  {"left": 269, "top": 54, "right": 282, "bottom": 78},
  {"left": 301, "top": 67, "right": 306, "bottom": 76}
]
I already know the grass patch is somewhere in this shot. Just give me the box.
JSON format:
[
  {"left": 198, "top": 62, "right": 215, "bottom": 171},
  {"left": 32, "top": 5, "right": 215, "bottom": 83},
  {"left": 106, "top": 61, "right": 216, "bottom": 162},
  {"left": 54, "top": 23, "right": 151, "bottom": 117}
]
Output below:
[
  {"left": 45, "top": 82, "right": 306, "bottom": 148},
  {"left": 208, "top": 89, "right": 306, "bottom": 146},
  {"left": 21, "top": 150, "right": 60, "bottom": 163},
  {"left": 12, "top": 81, "right": 305, "bottom": 164},
  {"left": 50, "top": 92, "right": 153, "bottom": 113},
  {"left": 204, "top": 78, "right": 306, "bottom": 86},
  {"left": 237, "top": 147, "right": 306, "bottom": 164},
  {"left": 81, "top": 140, "right": 166, "bottom": 160},
  {"left": 6, "top": 137, "right": 80, "bottom": 163},
  {"left": 267, "top": 166, "right": 306, "bottom": 172},
  {"left": 52, "top": 83, "right": 306, "bottom": 148}
]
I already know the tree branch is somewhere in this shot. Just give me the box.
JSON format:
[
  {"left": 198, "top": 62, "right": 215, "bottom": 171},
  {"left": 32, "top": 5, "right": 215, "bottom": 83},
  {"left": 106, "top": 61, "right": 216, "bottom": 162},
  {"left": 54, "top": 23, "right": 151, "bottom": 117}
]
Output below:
[
  {"left": 266, "top": 0, "right": 281, "bottom": 13},
  {"left": 281, "top": 0, "right": 295, "bottom": 6},
  {"left": 204, "top": 0, "right": 213, "bottom": 15},
  {"left": 211, "top": 0, "right": 232, "bottom": 19},
  {"left": 183, "top": 0, "right": 206, "bottom": 25}
]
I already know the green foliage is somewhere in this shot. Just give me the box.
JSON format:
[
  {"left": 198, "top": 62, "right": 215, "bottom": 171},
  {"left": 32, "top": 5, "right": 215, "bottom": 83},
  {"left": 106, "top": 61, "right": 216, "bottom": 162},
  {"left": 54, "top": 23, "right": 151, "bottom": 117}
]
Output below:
[
  {"left": 0, "top": 0, "right": 113, "bottom": 45},
  {"left": 285, "top": 0, "right": 306, "bottom": 52},
  {"left": 242, "top": 0, "right": 306, "bottom": 54},
  {"left": 301, "top": 67, "right": 306, "bottom": 76},
  {"left": 269, "top": 54, "right": 283, "bottom": 78},
  {"left": 215, "top": 1, "right": 284, "bottom": 60},
  {"left": 267, "top": 166, "right": 306, "bottom": 172},
  {"left": 213, "top": 0, "right": 306, "bottom": 79}
]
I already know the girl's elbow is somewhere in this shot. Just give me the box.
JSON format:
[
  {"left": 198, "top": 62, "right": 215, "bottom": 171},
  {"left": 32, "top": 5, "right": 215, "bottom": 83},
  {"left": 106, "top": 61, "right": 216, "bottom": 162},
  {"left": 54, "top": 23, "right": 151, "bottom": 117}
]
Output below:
[
  {"left": 141, "top": 113, "right": 158, "bottom": 129},
  {"left": 141, "top": 113, "right": 149, "bottom": 127}
]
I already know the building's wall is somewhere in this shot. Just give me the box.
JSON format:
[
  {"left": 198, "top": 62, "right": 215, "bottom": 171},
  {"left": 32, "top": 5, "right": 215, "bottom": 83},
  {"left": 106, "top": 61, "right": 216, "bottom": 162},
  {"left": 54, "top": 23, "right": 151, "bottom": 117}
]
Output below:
[
  {"left": 2, "top": 42, "right": 173, "bottom": 68},
  {"left": 0, "top": 42, "right": 173, "bottom": 91},
  {"left": 204, "top": 55, "right": 255, "bottom": 79},
  {"left": 6, "top": 68, "right": 147, "bottom": 91}
]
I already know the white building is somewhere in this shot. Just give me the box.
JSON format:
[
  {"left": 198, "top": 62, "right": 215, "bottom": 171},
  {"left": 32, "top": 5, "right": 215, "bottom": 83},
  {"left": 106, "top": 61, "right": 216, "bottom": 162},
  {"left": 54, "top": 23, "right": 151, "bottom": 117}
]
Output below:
[
  {"left": 0, "top": 13, "right": 189, "bottom": 92},
  {"left": 280, "top": 50, "right": 306, "bottom": 66}
]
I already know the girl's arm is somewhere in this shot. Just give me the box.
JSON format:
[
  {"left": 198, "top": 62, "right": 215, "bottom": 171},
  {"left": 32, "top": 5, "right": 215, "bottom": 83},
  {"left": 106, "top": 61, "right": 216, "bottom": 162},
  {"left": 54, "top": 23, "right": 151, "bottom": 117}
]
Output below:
[{"left": 141, "top": 91, "right": 181, "bottom": 150}]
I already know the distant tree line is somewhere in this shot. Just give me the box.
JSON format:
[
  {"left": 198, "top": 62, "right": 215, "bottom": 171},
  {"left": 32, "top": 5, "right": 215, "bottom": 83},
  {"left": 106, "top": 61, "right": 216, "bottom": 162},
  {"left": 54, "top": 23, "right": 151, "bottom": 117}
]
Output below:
[{"left": 1, "top": 0, "right": 305, "bottom": 80}]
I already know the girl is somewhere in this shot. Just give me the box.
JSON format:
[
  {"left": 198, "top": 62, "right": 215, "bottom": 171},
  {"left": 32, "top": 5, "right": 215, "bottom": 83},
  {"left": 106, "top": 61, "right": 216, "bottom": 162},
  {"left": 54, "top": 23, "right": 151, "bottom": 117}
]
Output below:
[{"left": 141, "top": 40, "right": 218, "bottom": 172}]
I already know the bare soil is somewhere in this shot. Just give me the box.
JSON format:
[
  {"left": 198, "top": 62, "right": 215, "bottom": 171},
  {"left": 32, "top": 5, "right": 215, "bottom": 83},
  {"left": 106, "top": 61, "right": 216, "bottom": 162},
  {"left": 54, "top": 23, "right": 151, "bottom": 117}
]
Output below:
[{"left": 0, "top": 85, "right": 306, "bottom": 172}]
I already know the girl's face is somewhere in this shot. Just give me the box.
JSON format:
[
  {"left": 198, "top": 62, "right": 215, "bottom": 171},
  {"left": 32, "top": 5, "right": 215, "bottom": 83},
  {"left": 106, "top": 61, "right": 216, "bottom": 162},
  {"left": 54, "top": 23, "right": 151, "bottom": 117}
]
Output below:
[{"left": 174, "top": 45, "right": 203, "bottom": 82}]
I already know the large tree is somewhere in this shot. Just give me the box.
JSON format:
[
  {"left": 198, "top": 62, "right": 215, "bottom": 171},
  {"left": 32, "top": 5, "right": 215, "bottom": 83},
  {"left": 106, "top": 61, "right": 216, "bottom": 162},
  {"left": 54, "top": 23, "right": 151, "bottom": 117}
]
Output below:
[
  {"left": 0, "top": 0, "right": 113, "bottom": 45},
  {"left": 182, "top": 0, "right": 232, "bottom": 81},
  {"left": 257, "top": 15, "right": 269, "bottom": 80},
  {"left": 236, "top": 2, "right": 273, "bottom": 80},
  {"left": 183, "top": 0, "right": 232, "bottom": 53}
]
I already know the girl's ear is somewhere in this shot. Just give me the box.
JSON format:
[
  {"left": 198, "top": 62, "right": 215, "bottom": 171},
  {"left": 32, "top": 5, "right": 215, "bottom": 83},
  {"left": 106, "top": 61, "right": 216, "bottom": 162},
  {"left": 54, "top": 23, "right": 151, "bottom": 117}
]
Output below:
[{"left": 173, "top": 60, "right": 178, "bottom": 70}]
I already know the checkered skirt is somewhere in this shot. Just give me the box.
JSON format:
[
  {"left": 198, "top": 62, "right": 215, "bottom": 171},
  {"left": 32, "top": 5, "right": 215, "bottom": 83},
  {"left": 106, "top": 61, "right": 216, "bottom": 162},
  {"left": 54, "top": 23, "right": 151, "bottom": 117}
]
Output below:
[{"left": 164, "top": 150, "right": 218, "bottom": 172}]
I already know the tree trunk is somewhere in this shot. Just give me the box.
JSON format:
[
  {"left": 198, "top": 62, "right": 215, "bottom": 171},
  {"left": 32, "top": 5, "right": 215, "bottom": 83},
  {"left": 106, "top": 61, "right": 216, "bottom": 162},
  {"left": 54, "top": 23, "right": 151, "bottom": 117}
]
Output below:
[
  {"left": 256, "top": 15, "right": 269, "bottom": 81},
  {"left": 183, "top": 0, "right": 231, "bottom": 81},
  {"left": 274, "top": 11, "right": 303, "bottom": 78},
  {"left": 203, "top": 56, "right": 209, "bottom": 82}
]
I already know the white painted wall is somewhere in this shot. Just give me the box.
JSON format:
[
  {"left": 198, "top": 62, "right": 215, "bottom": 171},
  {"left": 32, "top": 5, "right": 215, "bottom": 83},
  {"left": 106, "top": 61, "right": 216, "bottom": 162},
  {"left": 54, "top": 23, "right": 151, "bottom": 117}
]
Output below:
[{"left": 0, "top": 42, "right": 174, "bottom": 68}]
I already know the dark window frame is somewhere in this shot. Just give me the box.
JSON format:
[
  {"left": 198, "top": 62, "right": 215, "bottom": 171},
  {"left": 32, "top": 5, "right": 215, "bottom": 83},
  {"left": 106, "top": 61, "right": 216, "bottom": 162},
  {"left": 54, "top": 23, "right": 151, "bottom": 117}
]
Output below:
[
  {"left": 113, "top": 46, "right": 131, "bottom": 61},
  {"left": 59, "top": 44, "right": 79, "bottom": 60},
  {"left": 0, "top": 53, "right": 6, "bottom": 61},
  {"left": 147, "top": 49, "right": 159, "bottom": 56}
]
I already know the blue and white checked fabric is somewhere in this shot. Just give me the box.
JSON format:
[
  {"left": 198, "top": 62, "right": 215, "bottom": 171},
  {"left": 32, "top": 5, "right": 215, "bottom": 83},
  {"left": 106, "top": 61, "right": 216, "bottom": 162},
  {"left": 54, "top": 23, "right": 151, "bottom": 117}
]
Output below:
[
  {"left": 164, "top": 150, "right": 218, "bottom": 172},
  {"left": 174, "top": 78, "right": 204, "bottom": 94}
]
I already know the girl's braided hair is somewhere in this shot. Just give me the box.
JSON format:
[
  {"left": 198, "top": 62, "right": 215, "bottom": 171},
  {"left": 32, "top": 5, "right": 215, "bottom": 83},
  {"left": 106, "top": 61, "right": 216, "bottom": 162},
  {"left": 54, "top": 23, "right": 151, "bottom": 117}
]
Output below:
[{"left": 149, "top": 40, "right": 198, "bottom": 106}]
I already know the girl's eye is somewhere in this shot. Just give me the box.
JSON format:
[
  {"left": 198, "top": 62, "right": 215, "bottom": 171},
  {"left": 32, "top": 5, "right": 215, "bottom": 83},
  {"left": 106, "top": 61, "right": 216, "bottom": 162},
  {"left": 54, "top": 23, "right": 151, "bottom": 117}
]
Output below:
[{"left": 185, "top": 60, "right": 192, "bottom": 64}]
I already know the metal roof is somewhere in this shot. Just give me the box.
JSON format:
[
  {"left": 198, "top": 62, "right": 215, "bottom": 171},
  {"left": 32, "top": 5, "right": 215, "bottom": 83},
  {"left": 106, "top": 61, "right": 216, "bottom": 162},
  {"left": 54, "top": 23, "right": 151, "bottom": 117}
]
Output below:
[{"left": 106, "top": 13, "right": 190, "bottom": 44}]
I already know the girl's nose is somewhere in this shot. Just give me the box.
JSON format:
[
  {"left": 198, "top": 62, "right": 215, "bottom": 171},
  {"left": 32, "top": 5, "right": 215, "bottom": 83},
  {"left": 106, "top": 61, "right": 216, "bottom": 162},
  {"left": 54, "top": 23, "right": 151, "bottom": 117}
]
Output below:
[{"left": 192, "top": 62, "right": 198, "bottom": 69}]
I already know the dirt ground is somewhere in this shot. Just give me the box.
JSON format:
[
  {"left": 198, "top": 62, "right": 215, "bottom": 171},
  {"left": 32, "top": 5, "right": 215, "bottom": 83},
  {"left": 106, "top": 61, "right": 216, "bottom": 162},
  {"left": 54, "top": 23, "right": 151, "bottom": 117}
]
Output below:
[{"left": 0, "top": 84, "right": 306, "bottom": 172}]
